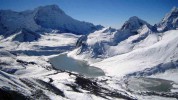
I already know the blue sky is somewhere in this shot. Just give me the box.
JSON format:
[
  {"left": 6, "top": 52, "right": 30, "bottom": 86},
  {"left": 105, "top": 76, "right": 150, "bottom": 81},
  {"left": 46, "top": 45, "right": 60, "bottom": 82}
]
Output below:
[{"left": 0, "top": 0, "right": 178, "bottom": 28}]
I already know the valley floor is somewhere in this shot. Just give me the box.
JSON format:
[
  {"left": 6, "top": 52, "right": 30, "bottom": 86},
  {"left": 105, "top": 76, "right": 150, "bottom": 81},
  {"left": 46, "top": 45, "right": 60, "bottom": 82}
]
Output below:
[{"left": 0, "top": 31, "right": 178, "bottom": 100}]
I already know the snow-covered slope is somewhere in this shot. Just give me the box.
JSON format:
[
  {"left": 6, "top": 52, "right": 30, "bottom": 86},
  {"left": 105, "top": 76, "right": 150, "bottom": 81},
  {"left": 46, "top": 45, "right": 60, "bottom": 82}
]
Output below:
[
  {"left": 92, "top": 30, "right": 178, "bottom": 77},
  {"left": 156, "top": 7, "right": 178, "bottom": 32},
  {"left": 0, "top": 5, "right": 103, "bottom": 35}
]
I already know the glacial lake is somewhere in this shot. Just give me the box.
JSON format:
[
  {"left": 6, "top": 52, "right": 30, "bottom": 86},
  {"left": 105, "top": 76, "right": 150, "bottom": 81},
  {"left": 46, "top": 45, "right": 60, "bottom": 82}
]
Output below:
[{"left": 49, "top": 54, "right": 105, "bottom": 77}]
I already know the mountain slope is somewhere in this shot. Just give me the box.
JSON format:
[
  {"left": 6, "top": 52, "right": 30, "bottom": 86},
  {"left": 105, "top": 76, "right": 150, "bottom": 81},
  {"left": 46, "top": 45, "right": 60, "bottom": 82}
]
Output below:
[
  {"left": 92, "top": 30, "right": 178, "bottom": 77},
  {"left": 0, "top": 5, "right": 103, "bottom": 35}
]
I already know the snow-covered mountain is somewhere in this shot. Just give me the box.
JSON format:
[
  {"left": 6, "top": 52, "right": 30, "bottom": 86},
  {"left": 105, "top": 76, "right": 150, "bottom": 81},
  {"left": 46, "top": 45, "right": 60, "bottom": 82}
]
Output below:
[
  {"left": 0, "top": 5, "right": 103, "bottom": 35},
  {"left": 69, "top": 16, "right": 157, "bottom": 61},
  {"left": 69, "top": 7, "right": 178, "bottom": 78},
  {"left": 70, "top": 7, "right": 178, "bottom": 63},
  {"left": 120, "top": 16, "right": 154, "bottom": 31},
  {"left": 156, "top": 7, "right": 178, "bottom": 32}
]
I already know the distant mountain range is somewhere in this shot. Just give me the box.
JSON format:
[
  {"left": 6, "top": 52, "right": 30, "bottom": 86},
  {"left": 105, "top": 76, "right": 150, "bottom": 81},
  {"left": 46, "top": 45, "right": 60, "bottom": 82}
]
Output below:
[{"left": 0, "top": 5, "right": 178, "bottom": 43}]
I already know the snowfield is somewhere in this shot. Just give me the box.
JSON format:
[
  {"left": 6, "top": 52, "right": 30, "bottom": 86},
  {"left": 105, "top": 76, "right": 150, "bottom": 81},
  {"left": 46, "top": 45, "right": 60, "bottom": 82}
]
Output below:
[{"left": 1, "top": 32, "right": 79, "bottom": 51}]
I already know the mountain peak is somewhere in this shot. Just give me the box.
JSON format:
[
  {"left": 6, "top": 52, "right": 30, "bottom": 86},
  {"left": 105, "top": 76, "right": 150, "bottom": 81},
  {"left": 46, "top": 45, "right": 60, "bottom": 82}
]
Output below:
[
  {"left": 121, "top": 16, "right": 152, "bottom": 31},
  {"left": 0, "top": 5, "right": 102, "bottom": 35},
  {"left": 128, "top": 16, "right": 140, "bottom": 21},
  {"left": 156, "top": 7, "right": 178, "bottom": 31},
  {"left": 38, "top": 4, "right": 59, "bottom": 9},
  {"left": 35, "top": 4, "right": 65, "bottom": 14},
  {"left": 171, "top": 6, "right": 178, "bottom": 13}
]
